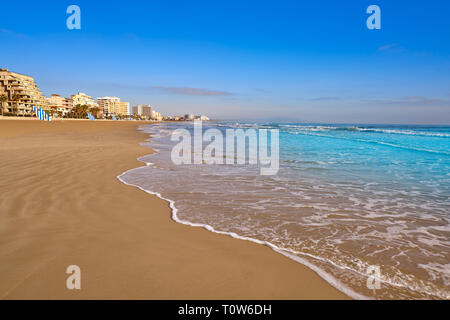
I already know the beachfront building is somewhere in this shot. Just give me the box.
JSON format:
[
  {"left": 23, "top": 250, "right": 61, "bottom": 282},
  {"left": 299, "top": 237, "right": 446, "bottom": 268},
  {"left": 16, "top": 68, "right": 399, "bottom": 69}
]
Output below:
[
  {"left": 71, "top": 92, "right": 98, "bottom": 108},
  {"left": 98, "top": 96, "right": 119, "bottom": 116},
  {"left": 132, "top": 104, "right": 153, "bottom": 119},
  {"left": 71, "top": 92, "right": 102, "bottom": 118},
  {"left": 98, "top": 96, "right": 130, "bottom": 116},
  {"left": 47, "top": 94, "right": 73, "bottom": 117},
  {"left": 198, "top": 115, "right": 210, "bottom": 121},
  {"left": 0, "top": 68, "right": 48, "bottom": 115},
  {"left": 184, "top": 114, "right": 195, "bottom": 121},
  {"left": 151, "top": 110, "right": 163, "bottom": 121}
]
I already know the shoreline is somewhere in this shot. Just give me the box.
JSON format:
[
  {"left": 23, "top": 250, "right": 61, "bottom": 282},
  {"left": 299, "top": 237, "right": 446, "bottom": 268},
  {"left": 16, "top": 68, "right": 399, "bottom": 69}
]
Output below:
[
  {"left": 118, "top": 139, "right": 364, "bottom": 300},
  {"left": 0, "top": 119, "right": 349, "bottom": 299}
]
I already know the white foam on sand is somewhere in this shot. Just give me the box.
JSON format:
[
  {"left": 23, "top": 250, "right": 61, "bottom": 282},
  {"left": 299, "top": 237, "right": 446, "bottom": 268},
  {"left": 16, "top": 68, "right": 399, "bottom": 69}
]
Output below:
[{"left": 117, "top": 155, "right": 369, "bottom": 301}]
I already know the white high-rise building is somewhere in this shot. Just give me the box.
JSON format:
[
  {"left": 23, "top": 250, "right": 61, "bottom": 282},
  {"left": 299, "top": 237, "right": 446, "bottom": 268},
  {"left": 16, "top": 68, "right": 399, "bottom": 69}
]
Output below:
[
  {"left": 132, "top": 104, "right": 153, "bottom": 118},
  {"left": 98, "top": 96, "right": 130, "bottom": 116}
]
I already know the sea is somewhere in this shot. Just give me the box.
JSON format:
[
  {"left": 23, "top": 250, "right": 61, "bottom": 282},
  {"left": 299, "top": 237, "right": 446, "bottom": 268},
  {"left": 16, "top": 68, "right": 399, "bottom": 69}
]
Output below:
[{"left": 118, "top": 121, "right": 450, "bottom": 300}]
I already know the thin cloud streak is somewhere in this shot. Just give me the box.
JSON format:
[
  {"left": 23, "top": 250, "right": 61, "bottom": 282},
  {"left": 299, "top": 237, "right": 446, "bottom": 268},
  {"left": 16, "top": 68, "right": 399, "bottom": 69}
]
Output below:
[
  {"left": 377, "top": 43, "right": 404, "bottom": 52},
  {"left": 0, "top": 28, "right": 27, "bottom": 38},
  {"left": 308, "top": 96, "right": 340, "bottom": 101},
  {"left": 154, "top": 86, "right": 232, "bottom": 96},
  {"left": 364, "top": 96, "right": 450, "bottom": 107}
]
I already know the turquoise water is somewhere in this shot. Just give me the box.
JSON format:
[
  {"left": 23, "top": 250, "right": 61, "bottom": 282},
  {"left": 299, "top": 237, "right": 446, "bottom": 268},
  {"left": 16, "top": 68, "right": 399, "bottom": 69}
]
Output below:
[
  {"left": 278, "top": 124, "right": 450, "bottom": 215},
  {"left": 120, "top": 122, "right": 450, "bottom": 299}
]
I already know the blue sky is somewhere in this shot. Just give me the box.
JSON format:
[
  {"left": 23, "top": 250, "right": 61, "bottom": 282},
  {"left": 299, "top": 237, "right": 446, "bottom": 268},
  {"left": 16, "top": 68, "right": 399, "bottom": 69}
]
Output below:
[{"left": 1, "top": 0, "right": 449, "bottom": 123}]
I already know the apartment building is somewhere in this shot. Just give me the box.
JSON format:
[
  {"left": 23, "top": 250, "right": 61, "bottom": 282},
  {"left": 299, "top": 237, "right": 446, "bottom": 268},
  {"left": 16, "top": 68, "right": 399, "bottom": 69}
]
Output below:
[
  {"left": 71, "top": 92, "right": 99, "bottom": 108},
  {"left": 98, "top": 96, "right": 130, "bottom": 116},
  {"left": 118, "top": 102, "right": 130, "bottom": 116},
  {"left": 47, "top": 94, "right": 73, "bottom": 116},
  {"left": 0, "top": 68, "right": 48, "bottom": 115},
  {"left": 132, "top": 104, "right": 153, "bottom": 118},
  {"left": 151, "top": 110, "right": 163, "bottom": 121}
]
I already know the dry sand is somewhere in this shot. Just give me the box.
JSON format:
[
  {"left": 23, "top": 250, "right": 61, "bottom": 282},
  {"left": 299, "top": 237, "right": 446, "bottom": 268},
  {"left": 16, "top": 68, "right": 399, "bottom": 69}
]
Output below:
[{"left": 0, "top": 119, "right": 348, "bottom": 299}]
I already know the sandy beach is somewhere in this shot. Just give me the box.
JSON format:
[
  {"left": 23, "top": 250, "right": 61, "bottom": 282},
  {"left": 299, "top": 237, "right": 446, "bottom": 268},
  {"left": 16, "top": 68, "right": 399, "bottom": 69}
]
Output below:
[{"left": 0, "top": 119, "right": 347, "bottom": 299}]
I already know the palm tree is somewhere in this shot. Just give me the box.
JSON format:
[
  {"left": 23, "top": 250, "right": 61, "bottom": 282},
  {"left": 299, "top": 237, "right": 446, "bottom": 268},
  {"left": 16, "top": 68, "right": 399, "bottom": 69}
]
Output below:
[
  {"left": 0, "top": 94, "right": 7, "bottom": 116},
  {"left": 11, "top": 94, "right": 21, "bottom": 116},
  {"left": 72, "top": 104, "right": 90, "bottom": 119},
  {"left": 89, "top": 107, "right": 100, "bottom": 119},
  {"left": 72, "top": 104, "right": 81, "bottom": 118},
  {"left": 70, "top": 105, "right": 79, "bottom": 118},
  {"left": 81, "top": 105, "right": 89, "bottom": 118}
]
